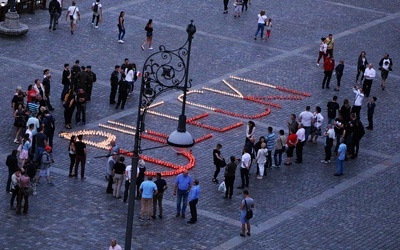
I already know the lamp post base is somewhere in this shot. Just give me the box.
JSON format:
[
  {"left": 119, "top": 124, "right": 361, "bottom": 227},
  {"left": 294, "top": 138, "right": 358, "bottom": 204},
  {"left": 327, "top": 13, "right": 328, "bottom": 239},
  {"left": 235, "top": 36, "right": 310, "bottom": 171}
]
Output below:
[{"left": 0, "top": 11, "right": 29, "bottom": 36}]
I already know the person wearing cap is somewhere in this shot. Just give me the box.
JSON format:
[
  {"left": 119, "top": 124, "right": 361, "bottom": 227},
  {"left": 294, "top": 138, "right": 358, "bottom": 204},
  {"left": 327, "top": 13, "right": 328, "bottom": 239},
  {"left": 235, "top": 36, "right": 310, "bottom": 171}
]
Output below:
[
  {"left": 37, "top": 146, "right": 54, "bottom": 186},
  {"left": 85, "top": 66, "right": 96, "bottom": 101},
  {"left": 71, "top": 60, "right": 81, "bottom": 90}
]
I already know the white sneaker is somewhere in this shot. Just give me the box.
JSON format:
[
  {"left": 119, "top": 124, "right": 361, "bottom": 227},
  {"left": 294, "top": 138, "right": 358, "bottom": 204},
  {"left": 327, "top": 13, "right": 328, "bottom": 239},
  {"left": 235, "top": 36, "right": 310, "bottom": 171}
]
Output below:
[
  {"left": 118, "top": 40, "right": 122, "bottom": 43},
  {"left": 272, "top": 165, "right": 276, "bottom": 168},
  {"left": 118, "top": 40, "right": 124, "bottom": 44},
  {"left": 141, "top": 45, "right": 145, "bottom": 50},
  {"left": 149, "top": 47, "right": 153, "bottom": 50},
  {"left": 317, "top": 63, "right": 320, "bottom": 66},
  {"left": 95, "top": 26, "right": 98, "bottom": 29},
  {"left": 13, "top": 139, "right": 19, "bottom": 143},
  {"left": 320, "top": 160, "right": 328, "bottom": 163}
]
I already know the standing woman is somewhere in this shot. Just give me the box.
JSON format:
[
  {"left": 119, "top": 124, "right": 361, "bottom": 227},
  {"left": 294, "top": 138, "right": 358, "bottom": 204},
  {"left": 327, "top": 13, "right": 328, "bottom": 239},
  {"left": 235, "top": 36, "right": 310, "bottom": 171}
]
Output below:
[
  {"left": 311, "top": 106, "right": 324, "bottom": 143},
  {"left": 284, "top": 129, "right": 297, "bottom": 165},
  {"left": 13, "top": 103, "right": 25, "bottom": 144},
  {"left": 68, "top": 136, "right": 76, "bottom": 177},
  {"left": 274, "top": 129, "right": 286, "bottom": 168},
  {"left": 212, "top": 143, "right": 225, "bottom": 184},
  {"left": 356, "top": 51, "right": 368, "bottom": 84},
  {"left": 334, "top": 60, "right": 345, "bottom": 91},
  {"left": 19, "top": 134, "right": 31, "bottom": 168},
  {"left": 63, "top": 89, "right": 75, "bottom": 129},
  {"left": 245, "top": 121, "right": 255, "bottom": 143},
  {"left": 141, "top": 19, "right": 153, "bottom": 50},
  {"left": 254, "top": 10, "right": 267, "bottom": 40},
  {"left": 223, "top": 0, "right": 229, "bottom": 14},
  {"left": 117, "top": 11, "right": 125, "bottom": 43},
  {"left": 255, "top": 143, "right": 267, "bottom": 179}
]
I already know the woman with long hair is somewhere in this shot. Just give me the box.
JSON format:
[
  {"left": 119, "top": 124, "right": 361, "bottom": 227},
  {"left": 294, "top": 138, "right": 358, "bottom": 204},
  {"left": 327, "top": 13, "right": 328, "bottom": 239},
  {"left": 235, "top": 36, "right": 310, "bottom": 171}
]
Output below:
[
  {"left": 68, "top": 136, "right": 77, "bottom": 177},
  {"left": 356, "top": 51, "right": 368, "bottom": 84},
  {"left": 141, "top": 19, "right": 153, "bottom": 50},
  {"left": 117, "top": 11, "right": 125, "bottom": 43},
  {"left": 245, "top": 121, "right": 255, "bottom": 143},
  {"left": 64, "top": 89, "right": 76, "bottom": 129},
  {"left": 13, "top": 103, "right": 25, "bottom": 144},
  {"left": 19, "top": 134, "right": 31, "bottom": 167}
]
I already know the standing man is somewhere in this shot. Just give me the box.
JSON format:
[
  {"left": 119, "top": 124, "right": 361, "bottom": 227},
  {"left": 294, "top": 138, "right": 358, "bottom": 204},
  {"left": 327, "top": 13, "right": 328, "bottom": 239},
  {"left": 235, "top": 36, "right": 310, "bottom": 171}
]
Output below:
[
  {"left": 91, "top": 0, "right": 102, "bottom": 28},
  {"left": 287, "top": 114, "right": 298, "bottom": 134},
  {"left": 65, "top": 1, "right": 80, "bottom": 35},
  {"left": 335, "top": 139, "right": 347, "bottom": 176},
  {"left": 76, "top": 66, "right": 89, "bottom": 92},
  {"left": 75, "top": 88, "right": 87, "bottom": 125},
  {"left": 71, "top": 60, "right": 81, "bottom": 90},
  {"left": 238, "top": 147, "right": 251, "bottom": 189},
  {"left": 326, "top": 96, "right": 340, "bottom": 125},
  {"left": 139, "top": 176, "right": 157, "bottom": 221},
  {"left": 42, "top": 110, "right": 55, "bottom": 147},
  {"left": 6, "top": 149, "right": 19, "bottom": 193},
  {"left": 321, "top": 124, "right": 335, "bottom": 163},
  {"left": 109, "top": 239, "right": 122, "bottom": 250},
  {"left": 325, "top": 33, "right": 334, "bottom": 57},
  {"left": 187, "top": 179, "right": 200, "bottom": 224},
  {"left": 42, "top": 72, "right": 54, "bottom": 111},
  {"left": 106, "top": 153, "right": 118, "bottom": 194},
  {"left": 334, "top": 60, "right": 344, "bottom": 91},
  {"left": 223, "top": 0, "right": 229, "bottom": 14},
  {"left": 224, "top": 156, "right": 238, "bottom": 199},
  {"left": 212, "top": 143, "right": 225, "bottom": 184},
  {"left": 366, "top": 97, "right": 377, "bottom": 130},
  {"left": 109, "top": 65, "right": 120, "bottom": 104},
  {"left": 378, "top": 53, "right": 393, "bottom": 90},
  {"left": 36, "top": 146, "right": 54, "bottom": 186},
  {"left": 74, "top": 134, "right": 87, "bottom": 179},
  {"left": 173, "top": 170, "right": 192, "bottom": 218},
  {"left": 298, "top": 106, "right": 314, "bottom": 142},
  {"left": 239, "top": 190, "right": 254, "bottom": 237},
  {"left": 322, "top": 56, "right": 335, "bottom": 89},
  {"left": 61, "top": 63, "right": 71, "bottom": 101},
  {"left": 109, "top": 139, "right": 120, "bottom": 155},
  {"left": 48, "top": 0, "right": 61, "bottom": 30},
  {"left": 85, "top": 66, "right": 96, "bottom": 101},
  {"left": 115, "top": 74, "right": 129, "bottom": 110},
  {"left": 265, "top": 127, "right": 275, "bottom": 171},
  {"left": 34, "top": 127, "right": 47, "bottom": 165},
  {"left": 362, "top": 63, "right": 376, "bottom": 98},
  {"left": 152, "top": 172, "right": 167, "bottom": 219},
  {"left": 351, "top": 86, "right": 364, "bottom": 120},
  {"left": 295, "top": 123, "right": 305, "bottom": 164}
]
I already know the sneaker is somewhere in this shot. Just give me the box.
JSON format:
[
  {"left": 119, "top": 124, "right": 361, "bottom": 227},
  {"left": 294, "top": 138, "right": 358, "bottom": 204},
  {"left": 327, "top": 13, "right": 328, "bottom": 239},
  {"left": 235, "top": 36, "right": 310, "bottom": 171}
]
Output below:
[
  {"left": 320, "top": 160, "right": 328, "bottom": 164},
  {"left": 48, "top": 182, "right": 54, "bottom": 186},
  {"left": 272, "top": 165, "right": 276, "bottom": 168},
  {"left": 139, "top": 217, "right": 144, "bottom": 222},
  {"left": 256, "top": 176, "right": 263, "bottom": 179},
  {"left": 149, "top": 47, "right": 153, "bottom": 50},
  {"left": 91, "top": 23, "right": 94, "bottom": 27},
  {"left": 120, "top": 40, "right": 124, "bottom": 44},
  {"left": 49, "top": 26, "right": 52, "bottom": 29},
  {"left": 95, "top": 26, "right": 98, "bottom": 29},
  {"left": 141, "top": 45, "right": 145, "bottom": 50},
  {"left": 317, "top": 63, "right": 320, "bottom": 66},
  {"left": 13, "top": 139, "right": 19, "bottom": 143},
  {"left": 151, "top": 215, "right": 156, "bottom": 219}
]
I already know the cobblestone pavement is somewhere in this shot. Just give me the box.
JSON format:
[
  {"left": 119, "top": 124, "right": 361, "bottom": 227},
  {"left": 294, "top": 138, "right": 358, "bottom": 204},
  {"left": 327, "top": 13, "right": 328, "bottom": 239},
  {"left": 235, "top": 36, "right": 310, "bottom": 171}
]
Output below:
[{"left": 0, "top": 0, "right": 399, "bottom": 249}]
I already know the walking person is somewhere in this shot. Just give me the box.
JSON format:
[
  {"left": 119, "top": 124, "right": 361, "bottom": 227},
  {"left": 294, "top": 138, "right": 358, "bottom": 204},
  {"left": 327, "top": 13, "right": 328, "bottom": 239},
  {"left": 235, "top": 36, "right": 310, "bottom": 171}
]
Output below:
[
  {"left": 16, "top": 172, "right": 30, "bottom": 215},
  {"left": 366, "top": 97, "right": 377, "bottom": 130},
  {"left": 212, "top": 143, "right": 225, "bottom": 184},
  {"left": 254, "top": 10, "right": 267, "bottom": 40},
  {"left": 68, "top": 135, "right": 76, "bottom": 177},
  {"left": 91, "top": 0, "right": 102, "bottom": 29},
  {"left": 378, "top": 53, "right": 393, "bottom": 90},
  {"left": 113, "top": 156, "right": 126, "bottom": 199},
  {"left": 187, "top": 179, "right": 200, "bottom": 224},
  {"left": 362, "top": 63, "right": 376, "bottom": 98},
  {"left": 65, "top": 1, "right": 80, "bottom": 35},
  {"left": 74, "top": 134, "right": 87, "bottom": 179},
  {"left": 109, "top": 65, "right": 120, "bottom": 104},
  {"left": 224, "top": 156, "right": 238, "bottom": 199},
  {"left": 117, "top": 11, "right": 125, "bottom": 43},
  {"left": 139, "top": 176, "right": 157, "bottom": 221},
  {"left": 322, "top": 56, "right": 335, "bottom": 89},
  {"left": 36, "top": 146, "right": 54, "bottom": 186},
  {"left": 141, "top": 19, "right": 153, "bottom": 50},
  {"left": 173, "top": 170, "right": 192, "bottom": 218},
  {"left": 334, "top": 60, "right": 344, "bottom": 91},
  {"left": 152, "top": 172, "right": 167, "bottom": 219},
  {"left": 265, "top": 18, "right": 272, "bottom": 39},
  {"left": 49, "top": 0, "right": 61, "bottom": 30},
  {"left": 239, "top": 190, "right": 254, "bottom": 237},
  {"left": 223, "top": 0, "right": 229, "bottom": 14},
  {"left": 356, "top": 51, "right": 368, "bottom": 84}
]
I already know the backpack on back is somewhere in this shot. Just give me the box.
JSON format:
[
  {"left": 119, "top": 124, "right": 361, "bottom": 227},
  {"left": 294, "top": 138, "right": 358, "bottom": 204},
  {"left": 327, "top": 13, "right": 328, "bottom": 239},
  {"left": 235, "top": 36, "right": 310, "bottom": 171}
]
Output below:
[{"left": 93, "top": 3, "right": 99, "bottom": 12}]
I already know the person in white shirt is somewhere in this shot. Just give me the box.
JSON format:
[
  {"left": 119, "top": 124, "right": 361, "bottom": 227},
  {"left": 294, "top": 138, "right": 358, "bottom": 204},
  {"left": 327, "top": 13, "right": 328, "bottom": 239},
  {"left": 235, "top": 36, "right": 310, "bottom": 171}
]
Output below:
[
  {"left": 317, "top": 37, "right": 327, "bottom": 66},
  {"left": 245, "top": 121, "right": 256, "bottom": 143},
  {"left": 378, "top": 53, "right": 393, "bottom": 90},
  {"left": 109, "top": 239, "right": 122, "bottom": 250},
  {"left": 65, "top": 1, "right": 80, "bottom": 35},
  {"left": 295, "top": 124, "right": 305, "bottom": 163},
  {"left": 91, "top": 0, "right": 102, "bottom": 28},
  {"left": 238, "top": 148, "right": 251, "bottom": 189},
  {"left": 299, "top": 106, "right": 314, "bottom": 142},
  {"left": 310, "top": 106, "right": 324, "bottom": 143},
  {"left": 254, "top": 10, "right": 267, "bottom": 40},
  {"left": 362, "top": 63, "right": 376, "bottom": 98},
  {"left": 351, "top": 86, "right": 364, "bottom": 120},
  {"left": 255, "top": 143, "right": 267, "bottom": 179},
  {"left": 321, "top": 124, "right": 335, "bottom": 163}
]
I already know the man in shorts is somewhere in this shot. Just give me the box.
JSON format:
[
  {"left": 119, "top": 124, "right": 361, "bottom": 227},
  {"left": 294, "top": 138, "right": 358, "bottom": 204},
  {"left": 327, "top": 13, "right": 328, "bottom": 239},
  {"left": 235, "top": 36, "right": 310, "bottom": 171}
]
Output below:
[{"left": 65, "top": 1, "right": 80, "bottom": 35}]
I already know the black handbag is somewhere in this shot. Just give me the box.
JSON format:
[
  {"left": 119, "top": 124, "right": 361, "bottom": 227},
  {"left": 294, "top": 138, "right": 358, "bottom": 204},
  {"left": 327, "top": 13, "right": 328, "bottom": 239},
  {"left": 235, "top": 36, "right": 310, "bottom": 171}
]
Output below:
[{"left": 244, "top": 199, "right": 253, "bottom": 219}]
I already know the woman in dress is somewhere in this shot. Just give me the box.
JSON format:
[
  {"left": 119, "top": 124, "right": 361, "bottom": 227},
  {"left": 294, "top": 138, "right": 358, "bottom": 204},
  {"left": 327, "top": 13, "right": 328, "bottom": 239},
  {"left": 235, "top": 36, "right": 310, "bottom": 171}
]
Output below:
[
  {"left": 117, "top": 11, "right": 125, "bottom": 43},
  {"left": 13, "top": 103, "right": 25, "bottom": 144},
  {"left": 141, "top": 19, "right": 153, "bottom": 50},
  {"left": 68, "top": 136, "right": 76, "bottom": 177},
  {"left": 254, "top": 10, "right": 267, "bottom": 40},
  {"left": 19, "top": 133, "right": 31, "bottom": 168},
  {"left": 356, "top": 51, "right": 368, "bottom": 84}
]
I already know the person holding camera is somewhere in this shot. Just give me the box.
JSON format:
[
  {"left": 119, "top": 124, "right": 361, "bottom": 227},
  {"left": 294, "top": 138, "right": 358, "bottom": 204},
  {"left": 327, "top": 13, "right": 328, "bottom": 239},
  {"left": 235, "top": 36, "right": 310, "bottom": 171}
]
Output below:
[{"left": 351, "top": 86, "right": 364, "bottom": 120}]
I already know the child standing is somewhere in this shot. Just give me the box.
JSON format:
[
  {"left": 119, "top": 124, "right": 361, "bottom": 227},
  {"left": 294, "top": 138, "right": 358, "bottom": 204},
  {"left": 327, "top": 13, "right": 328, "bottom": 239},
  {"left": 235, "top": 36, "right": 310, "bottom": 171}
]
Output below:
[{"left": 265, "top": 18, "right": 272, "bottom": 39}]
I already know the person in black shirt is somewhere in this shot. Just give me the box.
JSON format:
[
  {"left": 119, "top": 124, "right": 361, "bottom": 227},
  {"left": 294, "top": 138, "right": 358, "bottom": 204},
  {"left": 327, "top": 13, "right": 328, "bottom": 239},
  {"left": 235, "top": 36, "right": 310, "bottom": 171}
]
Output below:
[
  {"left": 74, "top": 134, "right": 87, "bottom": 179},
  {"left": 85, "top": 66, "right": 96, "bottom": 101},
  {"left": 110, "top": 65, "right": 120, "bottom": 104},
  {"left": 112, "top": 156, "right": 126, "bottom": 198},
  {"left": 224, "top": 156, "right": 239, "bottom": 199},
  {"left": 6, "top": 149, "right": 19, "bottom": 192},
  {"left": 116, "top": 74, "right": 129, "bottom": 110},
  {"left": 75, "top": 89, "right": 87, "bottom": 125},
  {"left": 61, "top": 63, "right": 71, "bottom": 101},
  {"left": 334, "top": 60, "right": 345, "bottom": 91},
  {"left": 152, "top": 172, "right": 167, "bottom": 219},
  {"left": 71, "top": 60, "right": 81, "bottom": 90},
  {"left": 212, "top": 143, "right": 225, "bottom": 184},
  {"left": 326, "top": 96, "right": 340, "bottom": 125}
]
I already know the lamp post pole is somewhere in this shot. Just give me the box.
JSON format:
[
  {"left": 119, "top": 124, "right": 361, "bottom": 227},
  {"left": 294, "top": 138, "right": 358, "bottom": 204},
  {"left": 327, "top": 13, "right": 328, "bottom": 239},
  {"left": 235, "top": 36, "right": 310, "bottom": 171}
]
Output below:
[{"left": 124, "top": 20, "right": 196, "bottom": 250}]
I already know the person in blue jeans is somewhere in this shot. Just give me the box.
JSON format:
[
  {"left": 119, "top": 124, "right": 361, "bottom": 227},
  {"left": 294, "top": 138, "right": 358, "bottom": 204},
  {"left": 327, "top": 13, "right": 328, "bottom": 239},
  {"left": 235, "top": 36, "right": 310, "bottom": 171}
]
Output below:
[
  {"left": 254, "top": 10, "right": 267, "bottom": 40},
  {"left": 117, "top": 11, "right": 125, "bottom": 43},
  {"left": 335, "top": 139, "right": 347, "bottom": 176},
  {"left": 173, "top": 170, "right": 192, "bottom": 218}
]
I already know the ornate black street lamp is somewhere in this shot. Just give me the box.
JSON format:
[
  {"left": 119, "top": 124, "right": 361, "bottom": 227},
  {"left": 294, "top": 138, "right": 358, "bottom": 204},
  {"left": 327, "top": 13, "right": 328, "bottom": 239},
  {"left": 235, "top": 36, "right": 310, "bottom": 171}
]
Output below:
[{"left": 124, "top": 20, "right": 196, "bottom": 250}]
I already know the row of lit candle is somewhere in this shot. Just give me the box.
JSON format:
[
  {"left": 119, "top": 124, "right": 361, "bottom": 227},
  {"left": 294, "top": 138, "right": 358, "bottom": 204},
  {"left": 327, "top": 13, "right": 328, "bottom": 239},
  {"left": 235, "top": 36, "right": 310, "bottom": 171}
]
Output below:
[
  {"left": 247, "top": 95, "right": 303, "bottom": 101},
  {"left": 186, "top": 113, "right": 209, "bottom": 122},
  {"left": 147, "top": 110, "right": 179, "bottom": 121},
  {"left": 214, "top": 108, "right": 271, "bottom": 119},
  {"left": 244, "top": 96, "right": 282, "bottom": 108},
  {"left": 202, "top": 87, "right": 242, "bottom": 98},
  {"left": 275, "top": 86, "right": 311, "bottom": 97},
  {"left": 194, "top": 133, "right": 213, "bottom": 143},
  {"left": 222, "top": 79, "right": 244, "bottom": 97},
  {"left": 107, "top": 120, "right": 136, "bottom": 131},
  {"left": 230, "top": 75, "right": 276, "bottom": 89},
  {"left": 59, "top": 130, "right": 116, "bottom": 150}
]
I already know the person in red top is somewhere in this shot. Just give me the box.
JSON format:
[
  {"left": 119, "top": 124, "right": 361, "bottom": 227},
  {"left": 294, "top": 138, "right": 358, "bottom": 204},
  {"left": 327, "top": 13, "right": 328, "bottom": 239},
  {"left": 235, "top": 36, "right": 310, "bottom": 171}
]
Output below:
[
  {"left": 322, "top": 56, "right": 335, "bottom": 89},
  {"left": 284, "top": 129, "right": 298, "bottom": 165}
]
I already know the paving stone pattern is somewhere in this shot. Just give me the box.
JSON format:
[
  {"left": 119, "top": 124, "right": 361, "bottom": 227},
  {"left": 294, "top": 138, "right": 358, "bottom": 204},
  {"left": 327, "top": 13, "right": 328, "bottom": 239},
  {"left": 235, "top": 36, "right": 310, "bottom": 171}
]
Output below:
[{"left": 0, "top": 0, "right": 399, "bottom": 249}]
